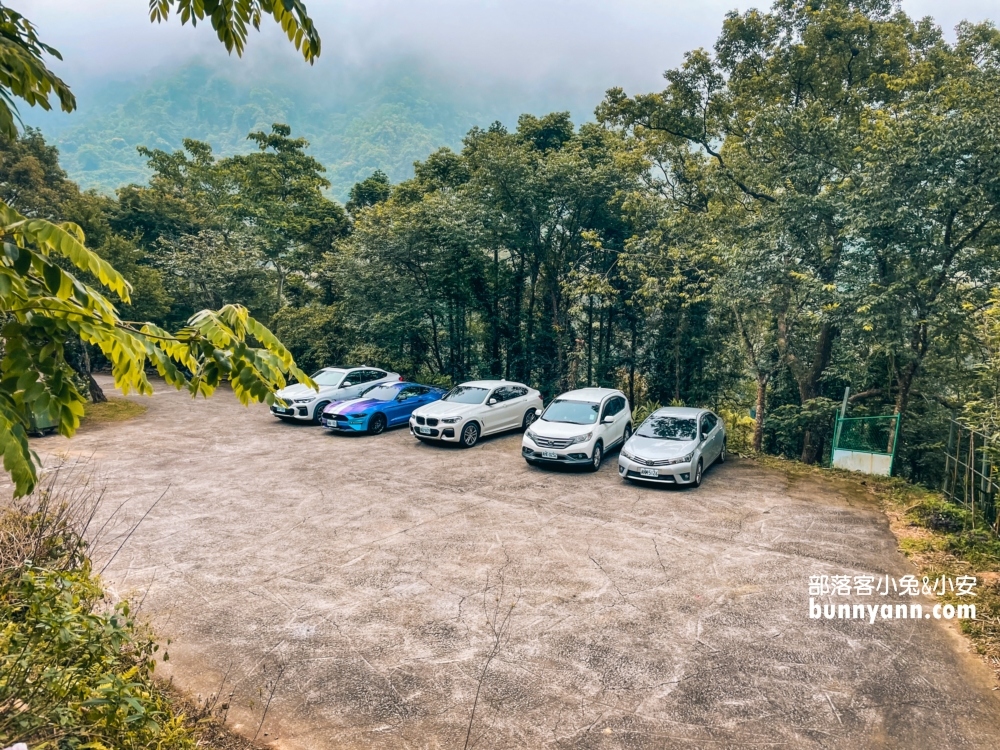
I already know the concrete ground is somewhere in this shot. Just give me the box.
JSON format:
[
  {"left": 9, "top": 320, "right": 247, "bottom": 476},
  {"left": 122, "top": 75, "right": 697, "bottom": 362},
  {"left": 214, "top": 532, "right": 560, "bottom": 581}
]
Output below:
[{"left": 28, "top": 377, "right": 1000, "bottom": 749}]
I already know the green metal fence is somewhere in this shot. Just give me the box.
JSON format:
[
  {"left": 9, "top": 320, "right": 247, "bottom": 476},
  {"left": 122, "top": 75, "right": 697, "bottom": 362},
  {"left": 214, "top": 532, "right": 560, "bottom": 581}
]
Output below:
[{"left": 833, "top": 414, "right": 900, "bottom": 456}]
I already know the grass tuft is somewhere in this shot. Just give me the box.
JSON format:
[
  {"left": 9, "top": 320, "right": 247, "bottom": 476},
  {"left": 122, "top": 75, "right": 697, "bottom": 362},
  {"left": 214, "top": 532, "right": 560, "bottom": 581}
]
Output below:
[{"left": 82, "top": 397, "right": 148, "bottom": 425}]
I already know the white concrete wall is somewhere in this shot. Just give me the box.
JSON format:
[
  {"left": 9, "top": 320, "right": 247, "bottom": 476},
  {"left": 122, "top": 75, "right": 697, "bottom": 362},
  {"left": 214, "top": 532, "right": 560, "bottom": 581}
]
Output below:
[{"left": 832, "top": 449, "right": 893, "bottom": 476}]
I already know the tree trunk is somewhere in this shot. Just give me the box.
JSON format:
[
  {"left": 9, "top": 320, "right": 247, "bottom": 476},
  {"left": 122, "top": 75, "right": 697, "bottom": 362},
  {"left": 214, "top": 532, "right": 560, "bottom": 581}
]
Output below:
[
  {"left": 753, "top": 376, "right": 767, "bottom": 452},
  {"left": 81, "top": 344, "right": 107, "bottom": 403}
]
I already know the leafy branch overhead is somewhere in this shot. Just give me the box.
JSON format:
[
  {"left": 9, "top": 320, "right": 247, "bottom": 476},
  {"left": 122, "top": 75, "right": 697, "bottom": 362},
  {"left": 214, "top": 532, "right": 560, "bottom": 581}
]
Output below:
[
  {"left": 0, "top": 199, "right": 313, "bottom": 496},
  {"left": 148, "top": 0, "right": 321, "bottom": 61},
  {"left": 0, "top": 6, "right": 75, "bottom": 139}
]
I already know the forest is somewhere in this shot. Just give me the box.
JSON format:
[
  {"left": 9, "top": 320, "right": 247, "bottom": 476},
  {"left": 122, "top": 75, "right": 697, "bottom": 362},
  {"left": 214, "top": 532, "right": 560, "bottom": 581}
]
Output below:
[{"left": 3, "top": 0, "right": 1000, "bottom": 489}]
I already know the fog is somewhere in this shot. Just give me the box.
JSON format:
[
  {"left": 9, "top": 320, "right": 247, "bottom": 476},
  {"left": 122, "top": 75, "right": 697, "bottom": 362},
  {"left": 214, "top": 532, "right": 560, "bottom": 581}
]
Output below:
[{"left": 18, "top": 0, "right": 998, "bottom": 105}]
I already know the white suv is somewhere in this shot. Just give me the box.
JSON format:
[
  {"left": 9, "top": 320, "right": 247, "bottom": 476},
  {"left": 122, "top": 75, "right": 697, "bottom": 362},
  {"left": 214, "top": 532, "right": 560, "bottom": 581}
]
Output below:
[
  {"left": 410, "top": 380, "right": 543, "bottom": 447},
  {"left": 522, "top": 388, "right": 632, "bottom": 471},
  {"left": 271, "top": 366, "right": 401, "bottom": 423}
]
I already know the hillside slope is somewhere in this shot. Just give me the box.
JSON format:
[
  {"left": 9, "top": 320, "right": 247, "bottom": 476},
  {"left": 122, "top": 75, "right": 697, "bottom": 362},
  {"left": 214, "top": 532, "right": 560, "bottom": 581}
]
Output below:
[{"left": 25, "top": 63, "right": 545, "bottom": 200}]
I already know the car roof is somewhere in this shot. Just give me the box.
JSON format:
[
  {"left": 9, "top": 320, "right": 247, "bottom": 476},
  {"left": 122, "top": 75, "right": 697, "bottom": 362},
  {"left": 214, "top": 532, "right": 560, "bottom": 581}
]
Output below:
[
  {"left": 651, "top": 406, "right": 707, "bottom": 418},
  {"left": 458, "top": 380, "right": 528, "bottom": 389},
  {"left": 554, "top": 387, "right": 623, "bottom": 403}
]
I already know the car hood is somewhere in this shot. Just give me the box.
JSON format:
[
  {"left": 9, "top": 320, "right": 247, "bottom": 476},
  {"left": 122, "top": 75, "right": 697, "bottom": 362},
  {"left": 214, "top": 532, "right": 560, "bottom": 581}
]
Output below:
[
  {"left": 412, "top": 400, "right": 482, "bottom": 418},
  {"left": 321, "top": 398, "right": 359, "bottom": 415},
  {"left": 531, "top": 419, "right": 599, "bottom": 439},
  {"left": 625, "top": 435, "right": 698, "bottom": 459},
  {"left": 326, "top": 397, "right": 388, "bottom": 415},
  {"left": 275, "top": 382, "right": 324, "bottom": 400}
]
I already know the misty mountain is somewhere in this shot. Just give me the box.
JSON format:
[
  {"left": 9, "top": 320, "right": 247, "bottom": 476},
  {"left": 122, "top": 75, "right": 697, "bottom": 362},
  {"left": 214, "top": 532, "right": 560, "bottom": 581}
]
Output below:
[{"left": 24, "top": 62, "right": 582, "bottom": 201}]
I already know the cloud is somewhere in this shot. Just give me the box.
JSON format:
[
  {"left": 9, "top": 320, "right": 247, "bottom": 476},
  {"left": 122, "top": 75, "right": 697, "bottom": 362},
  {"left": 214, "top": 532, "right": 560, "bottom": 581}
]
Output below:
[{"left": 17, "top": 0, "right": 1000, "bottom": 102}]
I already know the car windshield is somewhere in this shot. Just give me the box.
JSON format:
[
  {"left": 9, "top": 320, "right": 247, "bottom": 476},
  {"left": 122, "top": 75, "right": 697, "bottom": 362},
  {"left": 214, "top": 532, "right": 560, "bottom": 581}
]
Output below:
[
  {"left": 637, "top": 416, "right": 698, "bottom": 441},
  {"left": 361, "top": 385, "right": 400, "bottom": 401},
  {"left": 443, "top": 386, "right": 488, "bottom": 404},
  {"left": 311, "top": 369, "right": 345, "bottom": 387},
  {"left": 541, "top": 400, "right": 599, "bottom": 425}
]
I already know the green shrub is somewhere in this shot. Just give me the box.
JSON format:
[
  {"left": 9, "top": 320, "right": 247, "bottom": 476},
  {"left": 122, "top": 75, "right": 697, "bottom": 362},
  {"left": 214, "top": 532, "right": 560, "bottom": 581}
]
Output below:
[
  {"left": 0, "top": 564, "right": 195, "bottom": 749},
  {"left": 0, "top": 563, "right": 195, "bottom": 749},
  {"left": 906, "top": 497, "right": 972, "bottom": 533},
  {"left": 718, "top": 407, "right": 755, "bottom": 455},
  {"left": 0, "top": 494, "right": 197, "bottom": 750},
  {"left": 631, "top": 399, "right": 661, "bottom": 426}
]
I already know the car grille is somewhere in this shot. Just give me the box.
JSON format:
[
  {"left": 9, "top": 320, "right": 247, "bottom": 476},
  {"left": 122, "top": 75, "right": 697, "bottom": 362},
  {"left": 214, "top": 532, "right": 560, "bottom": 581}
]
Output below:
[
  {"left": 425, "top": 418, "right": 439, "bottom": 427},
  {"left": 533, "top": 435, "right": 574, "bottom": 449},
  {"left": 415, "top": 416, "right": 426, "bottom": 425},
  {"left": 331, "top": 413, "right": 348, "bottom": 421},
  {"left": 633, "top": 456, "right": 684, "bottom": 467}
]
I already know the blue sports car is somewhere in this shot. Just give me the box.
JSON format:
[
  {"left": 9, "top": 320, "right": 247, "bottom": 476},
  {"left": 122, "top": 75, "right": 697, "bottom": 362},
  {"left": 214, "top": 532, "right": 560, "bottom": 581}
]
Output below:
[{"left": 320, "top": 381, "right": 446, "bottom": 434}]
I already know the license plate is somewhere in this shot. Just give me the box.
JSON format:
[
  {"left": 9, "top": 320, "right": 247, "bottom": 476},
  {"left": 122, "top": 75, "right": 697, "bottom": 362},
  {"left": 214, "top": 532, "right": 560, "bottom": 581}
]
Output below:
[
  {"left": 640, "top": 467, "right": 659, "bottom": 477},
  {"left": 542, "top": 451, "right": 558, "bottom": 459},
  {"left": 274, "top": 407, "right": 292, "bottom": 415},
  {"left": 417, "top": 426, "right": 432, "bottom": 434}
]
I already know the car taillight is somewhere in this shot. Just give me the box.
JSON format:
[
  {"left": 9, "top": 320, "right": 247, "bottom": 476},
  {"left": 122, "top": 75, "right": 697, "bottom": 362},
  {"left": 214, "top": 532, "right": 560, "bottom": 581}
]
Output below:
[{"left": 399, "top": 375, "right": 403, "bottom": 381}]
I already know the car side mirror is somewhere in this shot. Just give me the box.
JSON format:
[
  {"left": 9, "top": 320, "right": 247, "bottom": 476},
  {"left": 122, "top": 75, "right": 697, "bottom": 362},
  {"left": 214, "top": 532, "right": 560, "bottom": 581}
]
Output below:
[{"left": 487, "top": 398, "right": 498, "bottom": 406}]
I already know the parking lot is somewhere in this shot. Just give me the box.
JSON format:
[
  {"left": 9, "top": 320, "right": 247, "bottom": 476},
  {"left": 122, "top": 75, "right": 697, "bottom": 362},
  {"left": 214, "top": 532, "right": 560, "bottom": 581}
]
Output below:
[{"left": 34, "top": 379, "right": 1000, "bottom": 749}]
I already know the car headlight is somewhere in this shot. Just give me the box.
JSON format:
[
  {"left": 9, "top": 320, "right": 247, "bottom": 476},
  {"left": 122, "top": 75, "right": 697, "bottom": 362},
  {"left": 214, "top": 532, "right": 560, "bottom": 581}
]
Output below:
[
  {"left": 293, "top": 397, "right": 315, "bottom": 404},
  {"left": 664, "top": 451, "right": 695, "bottom": 466},
  {"left": 568, "top": 432, "right": 593, "bottom": 445},
  {"left": 621, "top": 448, "right": 634, "bottom": 460},
  {"left": 441, "top": 416, "right": 463, "bottom": 423},
  {"left": 351, "top": 413, "right": 367, "bottom": 420},
  {"left": 525, "top": 429, "right": 537, "bottom": 442}
]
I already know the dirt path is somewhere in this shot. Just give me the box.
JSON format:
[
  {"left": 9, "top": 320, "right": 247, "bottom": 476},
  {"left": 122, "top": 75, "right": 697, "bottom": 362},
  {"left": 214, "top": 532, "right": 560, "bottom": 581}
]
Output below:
[{"left": 29, "top": 378, "right": 1000, "bottom": 748}]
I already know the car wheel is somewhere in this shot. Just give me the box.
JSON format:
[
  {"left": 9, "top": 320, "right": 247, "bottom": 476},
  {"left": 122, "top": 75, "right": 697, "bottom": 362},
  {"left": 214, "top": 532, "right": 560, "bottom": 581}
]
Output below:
[
  {"left": 522, "top": 409, "right": 538, "bottom": 430},
  {"left": 460, "top": 421, "right": 480, "bottom": 448},
  {"left": 692, "top": 459, "right": 704, "bottom": 487},
  {"left": 312, "top": 401, "right": 330, "bottom": 424},
  {"left": 621, "top": 423, "right": 632, "bottom": 445},
  {"left": 588, "top": 441, "right": 603, "bottom": 472},
  {"left": 718, "top": 439, "right": 727, "bottom": 464},
  {"left": 368, "top": 413, "right": 387, "bottom": 435}
]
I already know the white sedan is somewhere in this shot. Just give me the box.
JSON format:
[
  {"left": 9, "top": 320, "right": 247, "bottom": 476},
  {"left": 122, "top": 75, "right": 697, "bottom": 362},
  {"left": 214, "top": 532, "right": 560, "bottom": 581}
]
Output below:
[
  {"left": 271, "top": 366, "right": 401, "bottom": 423},
  {"left": 618, "top": 406, "right": 726, "bottom": 487},
  {"left": 522, "top": 388, "right": 632, "bottom": 471},
  {"left": 410, "top": 380, "right": 542, "bottom": 447}
]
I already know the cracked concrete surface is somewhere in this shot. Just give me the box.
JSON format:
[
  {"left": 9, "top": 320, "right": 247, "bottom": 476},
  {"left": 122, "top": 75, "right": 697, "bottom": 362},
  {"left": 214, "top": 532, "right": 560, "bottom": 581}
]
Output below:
[{"left": 28, "top": 377, "right": 1000, "bottom": 748}]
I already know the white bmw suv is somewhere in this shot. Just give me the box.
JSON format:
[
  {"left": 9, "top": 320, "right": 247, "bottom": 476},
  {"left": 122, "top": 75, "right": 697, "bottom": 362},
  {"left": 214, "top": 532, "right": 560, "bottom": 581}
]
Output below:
[
  {"left": 618, "top": 406, "right": 726, "bottom": 487},
  {"left": 410, "top": 380, "right": 542, "bottom": 447},
  {"left": 522, "top": 388, "right": 631, "bottom": 471},
  {"left": 271, "top": 366, "right": 401, "bottom": 423}
]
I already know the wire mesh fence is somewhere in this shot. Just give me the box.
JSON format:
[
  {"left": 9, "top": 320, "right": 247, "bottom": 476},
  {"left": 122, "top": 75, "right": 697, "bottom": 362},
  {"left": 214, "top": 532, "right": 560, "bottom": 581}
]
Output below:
[{"left": 941, "top": 419, "right": 998, "bottom": 535}]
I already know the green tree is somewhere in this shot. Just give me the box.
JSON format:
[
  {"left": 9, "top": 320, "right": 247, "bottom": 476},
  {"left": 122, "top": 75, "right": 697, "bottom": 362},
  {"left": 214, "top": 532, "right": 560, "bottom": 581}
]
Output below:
[
  {"left": 0, "top": 0, "right": 323, "bottom": 494},
  {"left": 228, "top": 124, "right": 349, "bottom": 312}
]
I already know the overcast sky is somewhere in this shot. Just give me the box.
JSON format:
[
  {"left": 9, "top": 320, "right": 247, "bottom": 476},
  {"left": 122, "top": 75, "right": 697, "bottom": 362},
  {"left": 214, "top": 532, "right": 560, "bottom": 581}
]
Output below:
[{"left": 17, "top": 0, "right": 999, "bottom": 102}]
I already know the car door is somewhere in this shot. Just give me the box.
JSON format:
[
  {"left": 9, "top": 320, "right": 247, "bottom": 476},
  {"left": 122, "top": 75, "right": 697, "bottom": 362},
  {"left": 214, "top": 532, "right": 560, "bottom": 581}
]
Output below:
[
  {"left": 699, "top": 413, "right": 716, "bottom": 462},
  {"left": 387, "top": 386, "right": 419, "bottom": 425},
  {"left": 502, "top": 386, "right": 529, "bottom": 429},
  {"left": 707, "top": 412, "right": 722, "bottom": 461},
  {"left": 481, "top": 387, "right": 508, "bottom": 434},
  {"left": 338, "top": 370, "right": 368, "bottom": 400},
  {"left": 600, "top": 396, "right": 625, "bottom": 446}
]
